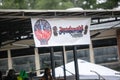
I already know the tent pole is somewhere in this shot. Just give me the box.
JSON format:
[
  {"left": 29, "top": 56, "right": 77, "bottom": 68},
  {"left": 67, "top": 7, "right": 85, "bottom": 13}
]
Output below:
[
  {"left": 50, "top": 47, "right": 55, "bottom": 78},
  {"left": 62, "top": 46, "right": 67, "bottom": 80},
  {"left": 73, "top": 46, "right": 80, "bottom": 80}
]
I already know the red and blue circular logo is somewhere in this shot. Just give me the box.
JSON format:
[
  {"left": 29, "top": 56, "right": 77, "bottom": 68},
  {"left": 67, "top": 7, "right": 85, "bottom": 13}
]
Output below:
[{"left": 34, "top": 19, "right": 52, "bottom": 45}]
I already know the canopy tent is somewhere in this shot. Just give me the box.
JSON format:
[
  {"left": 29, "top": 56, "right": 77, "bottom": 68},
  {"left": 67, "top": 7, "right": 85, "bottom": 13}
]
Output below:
[{"left": 55, "top": 59, "right": 120, "bottom": 80}]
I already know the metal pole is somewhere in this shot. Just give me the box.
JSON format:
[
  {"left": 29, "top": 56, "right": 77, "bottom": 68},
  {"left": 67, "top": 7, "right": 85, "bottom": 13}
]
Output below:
[
  {"left": 50, "top": 47, "right": 55, "bottom": 78},
  {"left": 62, "top": 46, "right": 67, "bottom": 80},
  {"left": 73, "top": 46, "right": 79, "bottom": 80}
]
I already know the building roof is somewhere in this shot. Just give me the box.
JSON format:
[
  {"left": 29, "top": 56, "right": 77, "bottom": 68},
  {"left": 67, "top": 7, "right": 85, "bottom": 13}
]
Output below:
[{"left": 0, "top": 9, "right": 120, "bottom": 50}]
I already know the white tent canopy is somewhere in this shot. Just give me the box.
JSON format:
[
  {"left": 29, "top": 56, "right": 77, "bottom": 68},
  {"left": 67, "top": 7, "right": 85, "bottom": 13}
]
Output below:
[{"left": 55, "top": 59, "right": 120, "bottom": 80}]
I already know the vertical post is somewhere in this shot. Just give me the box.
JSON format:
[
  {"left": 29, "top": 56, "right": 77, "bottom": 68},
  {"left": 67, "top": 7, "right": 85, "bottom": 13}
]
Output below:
[
  {"left": 62, "top": 46, "right": 67, "bottom": 80},
  {"left": 34, "top": 48, "right": 40, "bottom": 76},
  {"left": 7, "top": 49, "right": 13, "bottom": 69},
  {"left": 73, "top": 46, "right": 79, "bottom": 80},
  {"left": 50, "top": 47, "right": 55, "bottom": 78},
  {"left": 116, "top": 29, "right": 120, "bottom": 62},
  {"left": 89, "top": 40, "right": 95, "bottom": 63},
  {"left": 63, "top": 46, "right": 67, "bottom": 64}
]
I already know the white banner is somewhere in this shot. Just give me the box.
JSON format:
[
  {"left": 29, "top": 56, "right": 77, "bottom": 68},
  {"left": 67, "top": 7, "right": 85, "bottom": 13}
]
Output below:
[{"left": 31, "top": 18, "right": 91, "bottom": 47}]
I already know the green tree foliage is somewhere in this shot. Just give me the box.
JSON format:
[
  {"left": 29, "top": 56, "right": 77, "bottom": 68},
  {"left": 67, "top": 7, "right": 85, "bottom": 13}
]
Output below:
[
  {"left": 76, "top": 0, "right": 96, "bottom": 9},
  {"left": 34, "top": 0, "right": 60, "bottom": 9},
  {"left": 34, "top": 0, "right": 74, "bottom": 10},
  {"left": 77, "top": 0, "right": 119, "bottom": 9},
  {"left": 97, "top": 0, "right": 119, "bottom": 9},
  {"left": 0, "top": 0, "right": 119, "bottom": 9},
  {"left": 0, "top": 0, "right": 74, "bottom": 9},
  {"left": 0, "top": 0, "right": 14, "bottom": 9},
  {"left": 58, "top": 1, "right": 74, "bottom": 9},
  {"left": 0, "top": 0, "right": 28, "bottom": 9}
]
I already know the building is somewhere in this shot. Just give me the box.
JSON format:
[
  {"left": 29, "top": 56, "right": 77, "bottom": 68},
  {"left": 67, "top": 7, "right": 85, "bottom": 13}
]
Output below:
[{"left": 0, "top": 10, "right": 120, "bottom": 77}]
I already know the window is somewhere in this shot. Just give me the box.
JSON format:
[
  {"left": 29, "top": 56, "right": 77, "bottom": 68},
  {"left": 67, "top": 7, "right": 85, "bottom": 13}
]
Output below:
[
  {"left": 0, "top": 59, "right": 8, "bottom": 74},
  {"left": 77, "top": 49, "right": 90, "bottom": 61},
  {"left": 12, "top": 55, "right": 35, "bottom": 72},
  {"left": 40, "top": 53, "right": 51, "bottom": 69},
  {"left": 94, "top": 46, "right": 118, "bottom": 64}
]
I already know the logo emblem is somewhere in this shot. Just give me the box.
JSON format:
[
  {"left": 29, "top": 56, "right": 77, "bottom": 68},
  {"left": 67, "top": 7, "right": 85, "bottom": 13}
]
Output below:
[{"left": 34, "top": 19, "right": 52, "bottom": 45}]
